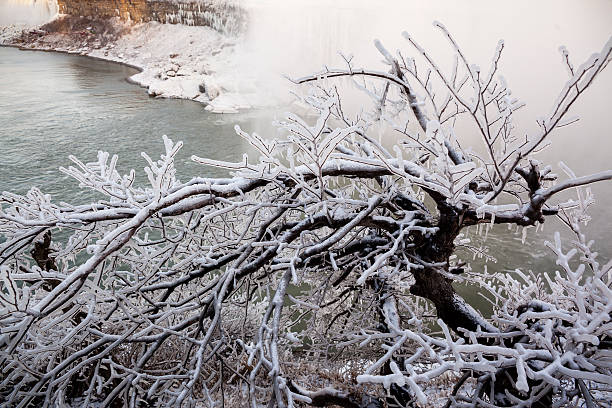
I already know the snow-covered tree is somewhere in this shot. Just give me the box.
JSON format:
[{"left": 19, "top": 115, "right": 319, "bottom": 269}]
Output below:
[{"left": 0, "top": 25, "right": 611, "bottom": 407}]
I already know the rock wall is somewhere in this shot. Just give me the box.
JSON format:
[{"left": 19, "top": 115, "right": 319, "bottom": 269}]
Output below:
[
  {"left": 55, "top": 0, "right": 244, "bottom": 33},
  {"left": 56, "top": 0, "right": 148, "bottom": 22}
]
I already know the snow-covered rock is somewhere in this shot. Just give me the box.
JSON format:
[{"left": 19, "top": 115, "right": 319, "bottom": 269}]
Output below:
[{"left": 0, "top": 24, "right": 30, "bottom": 44}]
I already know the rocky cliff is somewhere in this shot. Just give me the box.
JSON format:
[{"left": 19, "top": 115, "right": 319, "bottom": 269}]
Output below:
[{"left": 56, "top": 0, "right": 244, "bottom": 33}]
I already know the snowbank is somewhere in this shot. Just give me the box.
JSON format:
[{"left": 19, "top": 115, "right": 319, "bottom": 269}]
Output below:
[{"left": 1, "top": 18, "right": 273, "bottom": 113}]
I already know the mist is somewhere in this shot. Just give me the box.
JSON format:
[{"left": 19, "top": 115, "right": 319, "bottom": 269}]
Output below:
[
  {"left": 235, "top": 0, "right": 611, "bottom": 109},
  {"left": 0, "top": 0, "right": 58, "bottom": 26}
]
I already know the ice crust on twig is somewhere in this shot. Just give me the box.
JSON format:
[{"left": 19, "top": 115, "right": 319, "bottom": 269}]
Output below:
[{"left": 0, "top": 25, "right": 611, "bottom": 408}]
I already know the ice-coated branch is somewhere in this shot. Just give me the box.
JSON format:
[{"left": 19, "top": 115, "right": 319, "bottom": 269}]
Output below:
[{"left": 0, "top": 24, "right": 610, "bottom": 408}]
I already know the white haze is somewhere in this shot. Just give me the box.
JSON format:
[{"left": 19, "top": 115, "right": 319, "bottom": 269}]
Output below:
[{"left": 236, "top": 0, "right": 611, "bottom": 110}]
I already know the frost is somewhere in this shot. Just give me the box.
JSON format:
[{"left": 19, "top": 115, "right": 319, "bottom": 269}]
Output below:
[{"left": 0, "top": 23, "right": 610, "bottom": 408}]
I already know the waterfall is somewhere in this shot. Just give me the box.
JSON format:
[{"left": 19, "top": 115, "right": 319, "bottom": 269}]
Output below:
[{"left": 0, "top": 0, "right": 59, "bottom": 26}]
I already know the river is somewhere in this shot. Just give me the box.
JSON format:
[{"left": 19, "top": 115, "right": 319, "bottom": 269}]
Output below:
[{"left": 0, "top": 46, "right": 276, "bottom": 202}]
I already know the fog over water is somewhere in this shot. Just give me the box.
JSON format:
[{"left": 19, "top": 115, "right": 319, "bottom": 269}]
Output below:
[{"left": 0, "top": 1, "right": 611, "bottom": 306}]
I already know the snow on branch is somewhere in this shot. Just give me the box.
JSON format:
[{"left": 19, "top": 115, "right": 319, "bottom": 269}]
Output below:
[{"left": 0, "top": 25, "right": 610, "bottom": 408}]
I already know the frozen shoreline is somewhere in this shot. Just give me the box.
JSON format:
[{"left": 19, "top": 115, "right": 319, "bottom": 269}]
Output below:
[{"left": 1, "top": 18, "right": 271, "bottom": 114}]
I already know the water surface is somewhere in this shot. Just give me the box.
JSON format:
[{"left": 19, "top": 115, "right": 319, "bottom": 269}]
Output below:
[{"left": 0, "top": 47, "right": 276, "bottom": 203}]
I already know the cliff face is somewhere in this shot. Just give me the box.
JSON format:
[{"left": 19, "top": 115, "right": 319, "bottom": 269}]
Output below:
[
  {"left": 57, "top": 0, "right": 148, "bottom": 22},
  {"left": 55, "top": 0, "right": 244, "bottom": 32}
]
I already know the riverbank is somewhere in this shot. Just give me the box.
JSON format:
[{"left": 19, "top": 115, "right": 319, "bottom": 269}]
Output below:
[{"left": 1, "top": 15, "right": 269, "bottom": 113}]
